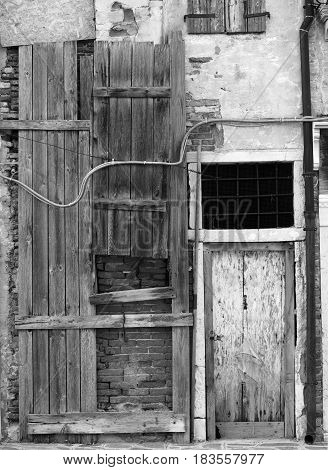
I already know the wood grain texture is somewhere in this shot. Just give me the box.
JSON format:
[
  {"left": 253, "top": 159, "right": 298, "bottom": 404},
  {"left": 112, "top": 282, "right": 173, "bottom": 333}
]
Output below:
[
  {"left": 187, "top": 0, "right": 225, "bottom": 34},
  {"left": 64, "top": 43, "right": 81, "bottom": 443},
  {"left": 0, "top": 120, "right": 90, "bottom": 130},
  {"left": 217, "top": 421, "right": 284, "bottom": 439},
  {"left": 80, "top": 55, "right": 97, "bottom": 445},
  {"left": 16, "top": 313, "right": 193, "bottom": 330},
  {"left": 243, "top": 250, "right": 285, "bottom": 423},
  {"left": 212, "top": 250, "right": 244, "bottom": 423},
  {"left": 94, "top": 86, "right": 171, "bottom": 98},
  {"left": 28, "top": 412, "right": 185, "bottom": 434},
  {"left": 169, "top": 32, "right": 190, "bottom": 444},
  {"left": 247, "top": 0, "right": 266, "bottom": 33},
  {"left": 204, "top": 250, "right": 215, "bottom": 440},
  {"left": 47, "top": 43, "right": 67, "bottom": 431},
  {"left": 32, "top": 45, "right": 49, "bottom": 442},
  {"left": 89, "top": 287, "right": 176, "bottom": 305},
  {"left": 153, "top": 44, "right": 170, "bottom": 258},
  {"left": 18, "top": 45, "right": 33, "bottom": 441},
  {"left": 94, "top": 199, "right": 167, "bottom": 212},
  {"left": 131, "top": 42, "right": 154, "bottom": 257},
  {"left": 108, "top": 42, "right": 132, "bottom": 255},
  {"left": 226, "top": 0, "right": 246, "bottom": 33},
  {"left": 284, "top": 249, "right": 295, "bottom": 437},
  {"left": 93, "top": 41, "right": 109, "bottom": 254}
]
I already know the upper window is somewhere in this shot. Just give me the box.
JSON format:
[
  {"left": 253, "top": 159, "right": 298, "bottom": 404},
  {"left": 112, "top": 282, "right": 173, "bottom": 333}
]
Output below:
[
  {"left": 186, "top": 0, "right": 269, "bottom": 34},
  {"left": 201, "top": 162, "right": 294, "bottom": 230}
]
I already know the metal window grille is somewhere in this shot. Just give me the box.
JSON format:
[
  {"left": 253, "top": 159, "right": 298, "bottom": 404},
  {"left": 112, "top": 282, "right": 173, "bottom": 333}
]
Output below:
[{"left": 201, "top": 162, "right": 294, "bottom": 230}]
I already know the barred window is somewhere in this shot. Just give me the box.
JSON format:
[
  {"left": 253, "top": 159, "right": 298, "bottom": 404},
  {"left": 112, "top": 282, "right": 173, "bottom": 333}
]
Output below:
[
  {"left": 201, "top": 162, "right": 294, "bottom": 230},
  {"left": 186, "top": 0, "right": 268, "bottom": 34}
]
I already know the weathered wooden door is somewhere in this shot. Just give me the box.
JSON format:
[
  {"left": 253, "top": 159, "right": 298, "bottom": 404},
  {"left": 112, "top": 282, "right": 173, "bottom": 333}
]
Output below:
[
  {"left": 17, "top": 34, "right": 191, "bottom": 443},
  {"left": 205, "top": 244, "right": 295, "bottom": 439}
]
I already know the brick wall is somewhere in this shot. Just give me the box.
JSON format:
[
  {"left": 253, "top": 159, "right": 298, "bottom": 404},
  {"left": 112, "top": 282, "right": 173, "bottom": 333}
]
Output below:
[
  {"left": 95, "top": 256, "right": 172, "bottom": 413},
  {"left": 0, "top": 47, "right": 19, "bottom": 431}
]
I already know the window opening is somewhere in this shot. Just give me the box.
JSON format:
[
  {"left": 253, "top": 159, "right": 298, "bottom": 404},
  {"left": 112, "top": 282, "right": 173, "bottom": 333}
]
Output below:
[{"left": 201, "top": 162, "right": 294, "bottom": 230}]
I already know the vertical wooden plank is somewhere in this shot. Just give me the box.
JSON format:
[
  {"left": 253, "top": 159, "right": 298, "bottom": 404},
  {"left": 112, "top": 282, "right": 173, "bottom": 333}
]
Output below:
[
  {"left": 18, "top": 45, "right": 33, "bottom": 441},
  {"left": 80, "top": 54, "right": 97, "bottom": 445},
  {"left": 284, "top": 249, "right": 295, "bottom": 437},
  {"left": 212, "top": 250, "right": 244, "bottom": 424},
  {"left": 169, "top": 32, "right": 190, "bottom": 444},
  {"left": 226, "top": 0, "right": 246, "bottom": 33},
  {"left": 209, "top": 0, "right": 225, "bottom": 33},
  {"left": 64, "top": 41, "right": 79, "bottom": 317},
  {"left": 243, "top": 251, "right": 285, "bottom": 423},
  {"left": 204, "top": 250, "right": 215, "bottom": 440},
  {"left": 153, "top": 44, "right": 170, "bottom": 258},
  {"left": 247, "top": 0, "right": 266, "bottom": 33},
  {"left": 47, "top": 44, "right": 67, "bottom": 433},
  {"left": 93, "top": 42, "right": 109, "bottom": 254},
  {"left": 131, "top": 43, "right": 154, "bottom": 257},
  {"left": 32, "top": 44, "right": 49, "bottom": 442},
  {"left": 108, "top": 42, "right": 132, "bottom": 256},
  {"left": 64, "top": 42, "right": 81, "bottom": 445}
]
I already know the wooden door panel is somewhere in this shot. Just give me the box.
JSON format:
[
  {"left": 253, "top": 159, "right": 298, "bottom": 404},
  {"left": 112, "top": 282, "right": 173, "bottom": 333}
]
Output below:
[
  {"left": 243, "top": 251, "right": 285, "bottom": 422},
  {"left": 212, "top": 251, "right": 244, "bottom": 422},
  {"left": 212, "top": 249, "right": 286, "bottom": 426}
]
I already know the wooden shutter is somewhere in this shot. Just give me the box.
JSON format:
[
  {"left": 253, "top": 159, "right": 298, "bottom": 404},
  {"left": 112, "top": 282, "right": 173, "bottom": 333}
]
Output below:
[
  {"left": 187, "top": 0, "right": 225, "bottom": 34},
  {"left": 246, "top": 0, "right": 267, "bottom": 33},
  {"left": 187, "top": 1, "right": 267, "bottom": 34}
]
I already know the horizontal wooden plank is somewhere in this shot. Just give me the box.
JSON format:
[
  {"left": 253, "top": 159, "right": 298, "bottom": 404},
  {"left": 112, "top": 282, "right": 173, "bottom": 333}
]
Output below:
[
  {"left": 28, "top": 412, "right": 185, "bottom": 434},
  {"left": 15, "top": 312, "right": 193, "bottom": 330},
  {"left": 94, "top": 86, "right": 171, "bottom": 98},
  {"left": 0, "top": 120, "right": 90, "bottom": 130},
  {"left": 94, "top": 199, "right": 167, "bottom": 212},
  {"left": 90, "top": 287, "right": 176, "bottom": 305},
  {"left": 216, "top": 422, "right": 284, "bottom": 439}
]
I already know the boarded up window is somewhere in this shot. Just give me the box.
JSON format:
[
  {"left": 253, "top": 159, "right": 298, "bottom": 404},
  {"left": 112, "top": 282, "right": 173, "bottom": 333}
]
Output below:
[{"left": 186, "top": 0, "right": 268, "bottom": 34}]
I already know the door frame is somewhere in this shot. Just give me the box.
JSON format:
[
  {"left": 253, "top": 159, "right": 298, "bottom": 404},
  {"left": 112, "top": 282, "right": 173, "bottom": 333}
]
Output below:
[{"left": 204, "top": 242, "right": 295, "bottom": 440}]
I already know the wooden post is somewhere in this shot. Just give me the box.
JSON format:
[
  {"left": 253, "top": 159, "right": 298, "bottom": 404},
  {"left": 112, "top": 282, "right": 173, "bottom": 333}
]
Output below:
[
  {"left": 32, "top": 44, "right": 49, "bottom": 443},
  {"left": 169, "top": 32, "right": 190, "bottom": 444},
  {"left": 18, "top": 45, "right": 33, "bottom": 441}
]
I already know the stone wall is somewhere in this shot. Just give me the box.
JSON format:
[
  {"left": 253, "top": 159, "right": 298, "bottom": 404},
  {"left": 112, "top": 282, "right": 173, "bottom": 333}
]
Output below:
[{"left": 95, "top": 256, "right": 172, "bottom": 413}]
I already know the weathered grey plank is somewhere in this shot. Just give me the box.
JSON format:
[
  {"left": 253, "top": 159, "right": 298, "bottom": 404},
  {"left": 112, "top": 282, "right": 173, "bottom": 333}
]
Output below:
[
  {"left": 108, "top": 42, "right": 132, "bottom": 255},
  {"left": 94, "top": 86, "right": 171, "bottom": 98},
  {"left": 284, "top": 249, "right": 295, "bottom": 437},
  {"left": 18, "top": 44, "right": 33, "bottom": 441},
  {"left": 94, "top": 199, "right": 167, "bottom": 212},
  {"left": 64, "top": 42, "right": 81, "bottom": 445},
  {"left": 204, "top": 250, "right": 215, "bottom": 440},
  {"left": 28, "top": 412, "right": 186, "bottom": 434},
  {"left": 226, "top": 0, "right": 246, "bottom": 33},
  {"left": 247, "top": 0, "right": 267, "bottom": 33},
  {"left": 153, "top": 44, "right": 170, "bottom": 258},
  {"left": 16, "top": 313, "right": 193, "bottom": 330},
  {"left": 80, "top": 53, "right": 97, "bottom": 445},
  {"left": 47, "top": 43, "right": 67, "bottom": 431},
  {"left": 93, "top": 41, "right": 109, "bottom": 254},
  {"left": 169, "top": 32, "right": 190, "bottom": 444},
  {"left": 131, "top": 42, "right": 154, "bottom": 257},
  {"left": 217, "top": 421, "right": 284, "bottom": 439},
  {"left": 90, "top": 287, "right": 176, "bottom": 305},
  {"left": 0, "top": 120, "right": 90, "bottom": 130},
  {"left": 32, "top": 44, "right": 49, "bottom": 443}
]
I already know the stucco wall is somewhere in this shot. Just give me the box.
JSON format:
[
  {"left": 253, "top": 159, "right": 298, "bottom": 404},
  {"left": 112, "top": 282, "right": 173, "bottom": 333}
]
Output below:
[{"left": 0, "top": 0, "right": 95, "bottom": 46}]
